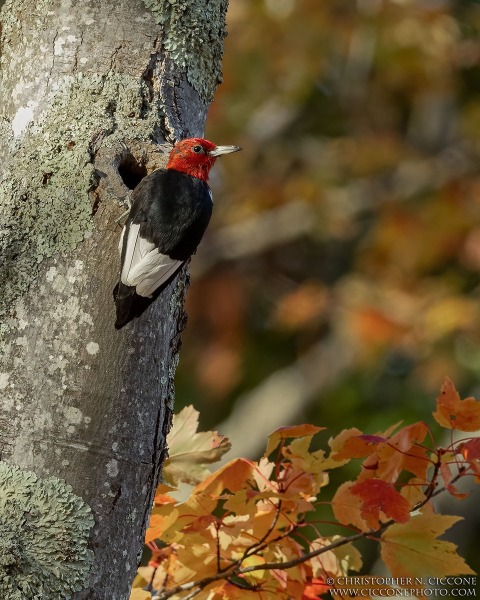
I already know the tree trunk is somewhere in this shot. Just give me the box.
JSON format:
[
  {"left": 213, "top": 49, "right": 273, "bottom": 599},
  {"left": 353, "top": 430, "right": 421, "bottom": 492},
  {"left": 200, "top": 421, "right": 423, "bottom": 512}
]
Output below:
[{"left": 0, "top": 1, "right": 228, "bottom": 598}]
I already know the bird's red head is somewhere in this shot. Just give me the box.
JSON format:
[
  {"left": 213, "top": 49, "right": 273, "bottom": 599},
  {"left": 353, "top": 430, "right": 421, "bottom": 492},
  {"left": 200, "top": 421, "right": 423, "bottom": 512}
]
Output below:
[{"left": 166, "top": 138, "right": 241, "bottom": 181}]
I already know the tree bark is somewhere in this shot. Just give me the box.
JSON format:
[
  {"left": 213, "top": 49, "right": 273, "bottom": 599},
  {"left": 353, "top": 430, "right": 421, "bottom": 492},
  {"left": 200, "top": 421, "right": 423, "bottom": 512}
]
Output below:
[{"left": 0, "top": 0, "right": 228, "bottom": 598}]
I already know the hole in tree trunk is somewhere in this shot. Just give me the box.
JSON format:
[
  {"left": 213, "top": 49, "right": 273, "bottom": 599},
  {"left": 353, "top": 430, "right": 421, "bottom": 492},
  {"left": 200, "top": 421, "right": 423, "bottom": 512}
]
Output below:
[{"left": 118, "top": 155, "right": 148, "bottom": 190}]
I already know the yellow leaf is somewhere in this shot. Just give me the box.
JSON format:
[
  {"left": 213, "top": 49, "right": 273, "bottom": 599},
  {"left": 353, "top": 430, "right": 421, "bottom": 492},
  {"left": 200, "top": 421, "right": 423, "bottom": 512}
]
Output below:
[
  {"left": 241, "top": 554, "right": 266, "bottom": 582},
  {"left": 135, "top": 567, "right": 154, "bottom": 587},
  {"left": 332, "top": 540, "right": 363, "bottom": 574},
  {"left": 131, "top": 570, "right": 150, "bottom": 589},
  {"left": 381, "top": 514, "right": 475, "bottom": 578},
  {"left": 284, "top": 436, "right": 343, "bottom": 474},
  {"left": 129, "top": 589, "right": 152, "bottom": 600},
  {"left": 164, "top": 405, "right": 231, "bottom": 486}
]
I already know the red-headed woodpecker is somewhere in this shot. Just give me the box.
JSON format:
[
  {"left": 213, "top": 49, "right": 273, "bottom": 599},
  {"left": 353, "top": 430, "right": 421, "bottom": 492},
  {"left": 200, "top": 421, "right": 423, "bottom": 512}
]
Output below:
[{"left": 113, "top": 138, "right": 241, "bottom": 329}]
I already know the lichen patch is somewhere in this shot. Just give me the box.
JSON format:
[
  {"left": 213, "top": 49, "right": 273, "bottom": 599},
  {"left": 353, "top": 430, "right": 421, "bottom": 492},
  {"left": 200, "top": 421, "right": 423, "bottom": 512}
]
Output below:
[
  {"left": 63, "top": 405, "right": 84, "bottom": 426},
  {"left": 0, "top": 72, "right": 164, "bottom": 345},
  {"left": 0, "top": 373, "right": 10, "bottom": 389},
  {"left": 106, "top": 459, "right": 119, "bottom": 478},
  {"left": 143, "top": 0, "right": 229, "bottom": 103},
  {"left": 86, "top": 341, "right": 100, "bottom": 355},
  {"left": 0, "top": 461, "right": 94, "bottom": 599}
]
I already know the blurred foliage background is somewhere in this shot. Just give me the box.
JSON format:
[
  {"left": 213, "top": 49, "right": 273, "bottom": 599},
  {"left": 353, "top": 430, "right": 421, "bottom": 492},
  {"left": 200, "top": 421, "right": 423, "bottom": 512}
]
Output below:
[{"left": 176, "top": 0, "right": 480, "bottom": 575}]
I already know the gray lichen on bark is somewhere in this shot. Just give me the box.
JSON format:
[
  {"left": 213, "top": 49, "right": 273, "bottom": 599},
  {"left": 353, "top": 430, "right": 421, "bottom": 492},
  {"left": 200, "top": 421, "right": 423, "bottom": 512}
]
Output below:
[
  {"left": 0, "top": 461, "right": 94, "bottom": 599},
  {"left": 0, "top": 72, "right": 163, "bottom": 340},
  {"left": 143, "top": 0, "right": 229, "bottom": 103}
]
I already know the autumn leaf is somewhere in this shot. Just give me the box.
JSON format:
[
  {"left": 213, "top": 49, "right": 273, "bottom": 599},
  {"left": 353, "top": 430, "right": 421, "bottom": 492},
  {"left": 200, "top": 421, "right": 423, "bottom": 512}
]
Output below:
[
  {"left": 332, "top": 540, "right": 363, "bottom": 574},
  {"left": 328, "top": 428, "right": 368, "bottom": 460},
  {"left": 131, "top": 570, "right": 151, "bottom": 589},
  {"left": 332, "top": 481, "right": 371, "bottom": 531},
  {"left": 458, "top": 437, "right": 480, "bottom": 461},
  {"left": 265, "top": 424, "right": 324, "bottom": 458},
  {"left": 164, "top": 405, "right": 231, "bottom": 486},
  {"left": 330, "top": 422, "right": 430, "bottom": 482},
  {"left": 401, "top": 477, "right": 434, "bottom": 515},
  {"left": 146, "top": 507, "right": 179, "bottom": 543},
  {"left": 362, "top": 421, "right": 430, "bottom": 483},
  {"left": 194, "top": 457, "right": 256, "bottom": 495},
  {"left": 302, "top": 577, "right": 331, "bottom": 599},
  {"left": 381, "top": 514, "right": 475, "bottom": 578},
  {"left": 458, "top": 437, "right": 480, "bottom": 481},
  {"left": 351, "top": 479, "right": 411, "bottom": 529},
  {"left": 283, "top": 435, "right": 345, "bottom": 474},
  {"left": 329, "top": 423, "right": 401, "bottom": 462},
  {"left": 439, "top": 460, "right": 469, "bottom": 500},
  {"left": 433, "top": 377, "right": 480, "bottom": 432},
  {"left": 129, "top": 590, "right": 151, "bottom": 600},
  {"left": 241, "top": 554, "right": 266, "bottom": 583},
  {"left": 153, "top": 483, "right": 177, "bottom": 505},
  {"left": 308, "top": 537, "right": 362, "bottom": 579}
]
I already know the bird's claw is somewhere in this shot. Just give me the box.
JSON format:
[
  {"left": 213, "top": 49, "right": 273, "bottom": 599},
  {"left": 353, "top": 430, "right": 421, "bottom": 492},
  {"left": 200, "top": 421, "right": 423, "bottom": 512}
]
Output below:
[{"left": 115, "top": 192, "right": 132, "bottom": 227}]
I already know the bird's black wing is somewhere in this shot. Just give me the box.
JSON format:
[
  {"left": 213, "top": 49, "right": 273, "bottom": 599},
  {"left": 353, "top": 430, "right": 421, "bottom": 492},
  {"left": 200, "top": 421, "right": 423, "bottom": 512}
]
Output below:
[{"left": 113, "top": 169, "right": 212, "bottom": 329}]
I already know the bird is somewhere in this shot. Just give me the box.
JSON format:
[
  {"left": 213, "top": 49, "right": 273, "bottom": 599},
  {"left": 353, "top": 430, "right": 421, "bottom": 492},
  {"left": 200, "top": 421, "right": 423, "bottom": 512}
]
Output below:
[{"left": 113, "top": 137, "right": 241, "bottom": 329}]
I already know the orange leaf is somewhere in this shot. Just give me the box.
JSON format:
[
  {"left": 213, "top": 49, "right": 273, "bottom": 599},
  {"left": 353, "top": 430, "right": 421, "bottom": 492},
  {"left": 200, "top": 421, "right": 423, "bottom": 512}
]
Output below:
[
  {"left": 329, "top": 428, "right": 371, "bottom": 460},
  {"left": 351, "top": 479, "right": 410, "bottom": 530},
  {"left": 194, "top": 457, "right": 255, "bottom": 496},
  {"left": 153, "top": 483, "right": 177, "bottom": 506},
  {"left": 331, "top": 423, "right": 430, "bottom": 483},
  {"left": 433, "top": 378, "right": 480, "bottom": 432},
  {"left": 145, "top": 508, "right": 179, "bottom": 543},
  {"left": 302, "top": 577, "right": 331, "bottom": 599},
  {"left": 381, "top": 514, "right": 475, "bottom": 578},
  {"left": 332, "top": 481, "right": 371, "bottom": 532},
  {"left": 365, "top": 422, "right": 430, "bottom": 483},
  {"left": 265, "top": 424, "right": 324, "bottom": 457}
]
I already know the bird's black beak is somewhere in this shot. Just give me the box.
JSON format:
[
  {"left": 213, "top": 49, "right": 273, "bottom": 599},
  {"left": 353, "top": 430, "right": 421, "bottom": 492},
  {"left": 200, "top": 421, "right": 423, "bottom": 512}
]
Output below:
[{"left": 208, "top": 145, "right": 242, "bottom": 157}]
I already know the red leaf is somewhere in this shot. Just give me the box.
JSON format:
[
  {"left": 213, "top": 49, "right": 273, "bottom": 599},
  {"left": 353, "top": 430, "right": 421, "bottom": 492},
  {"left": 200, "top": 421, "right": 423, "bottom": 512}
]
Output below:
[
  {"left": 351, "top": 479, "right": 411, "bottom": 529},
  {"left": 458, "top": 437, "right": 480, "bottom": 461}
]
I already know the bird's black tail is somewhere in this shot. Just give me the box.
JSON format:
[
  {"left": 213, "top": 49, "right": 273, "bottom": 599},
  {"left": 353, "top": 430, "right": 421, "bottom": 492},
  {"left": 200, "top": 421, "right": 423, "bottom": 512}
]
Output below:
[{"left": 113, "top": 281, "right": 156, "bottom": 329}]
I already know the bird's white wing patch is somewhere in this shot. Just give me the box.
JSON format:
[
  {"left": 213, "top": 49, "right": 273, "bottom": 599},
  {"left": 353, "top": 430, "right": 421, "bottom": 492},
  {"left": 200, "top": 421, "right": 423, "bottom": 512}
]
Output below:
[{"left": 120, "top": 223, "right": 183, "bottom": 297}]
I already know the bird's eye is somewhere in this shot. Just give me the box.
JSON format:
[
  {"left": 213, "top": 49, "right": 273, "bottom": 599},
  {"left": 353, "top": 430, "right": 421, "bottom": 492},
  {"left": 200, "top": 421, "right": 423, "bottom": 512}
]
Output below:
[{"left": 192, "top": 145, "right": 203, "bottom": 154}]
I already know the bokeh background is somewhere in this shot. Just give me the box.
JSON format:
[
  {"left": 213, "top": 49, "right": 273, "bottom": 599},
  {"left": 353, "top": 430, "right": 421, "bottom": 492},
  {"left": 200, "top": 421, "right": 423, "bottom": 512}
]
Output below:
[{"left": 177, "top": 0, "right": 480, "bottom": 576}]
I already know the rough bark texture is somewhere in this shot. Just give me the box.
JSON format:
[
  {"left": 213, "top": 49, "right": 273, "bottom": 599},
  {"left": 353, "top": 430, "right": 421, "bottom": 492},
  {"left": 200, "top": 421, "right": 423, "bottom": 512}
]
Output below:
[{"left": 0, "top": 0, "right": 228, "bottom": 598}]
